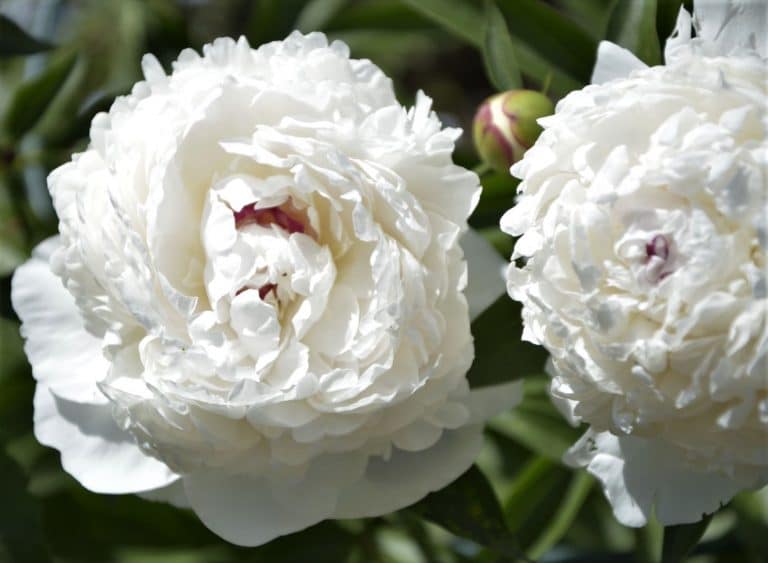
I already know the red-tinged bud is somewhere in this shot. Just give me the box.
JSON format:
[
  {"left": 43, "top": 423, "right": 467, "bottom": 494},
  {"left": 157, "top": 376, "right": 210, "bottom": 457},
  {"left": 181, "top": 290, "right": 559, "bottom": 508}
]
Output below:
[{"left": 472, "top": 90, "right": 554, "bottom": 173}]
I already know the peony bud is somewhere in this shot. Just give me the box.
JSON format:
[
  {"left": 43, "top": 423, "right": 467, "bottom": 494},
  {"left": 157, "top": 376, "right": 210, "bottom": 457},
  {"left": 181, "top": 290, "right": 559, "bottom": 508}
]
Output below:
[{"left": 472, "top": 90, "right": 553, "bottom": 173}]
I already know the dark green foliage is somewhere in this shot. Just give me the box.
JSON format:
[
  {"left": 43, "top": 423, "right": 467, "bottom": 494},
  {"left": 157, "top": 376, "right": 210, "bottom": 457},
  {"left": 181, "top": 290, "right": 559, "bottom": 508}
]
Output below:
[
  {"left": 0, "top": 15, "right": 53, "bottom": 58},
  {"left": 661, "top": 515, "right": 712, "bottom": 563},
  {"left": 3, "top": 52, "right": 78, "bottom": 140},
  {"left": 468, "top": 297, "right": 547, "bottom": 388}
]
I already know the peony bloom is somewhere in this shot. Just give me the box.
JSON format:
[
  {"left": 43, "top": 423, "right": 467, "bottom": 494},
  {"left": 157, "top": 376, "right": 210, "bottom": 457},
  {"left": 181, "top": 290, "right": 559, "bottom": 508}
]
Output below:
[
  {"left": 11, "top": 32, "right": 518, "bottom": 546},
  {"left": 502, "top": 1, "right": 767, "bottom": 527}
]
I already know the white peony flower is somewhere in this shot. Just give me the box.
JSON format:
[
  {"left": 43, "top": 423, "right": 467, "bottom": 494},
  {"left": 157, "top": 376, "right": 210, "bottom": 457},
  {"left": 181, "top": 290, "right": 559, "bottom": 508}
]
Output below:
[
  {"left": 502, "top": 1, "right": 767, "bottom": 527},
  {"left": 11, "top": 32, "right": 518, "bottom": 546}
]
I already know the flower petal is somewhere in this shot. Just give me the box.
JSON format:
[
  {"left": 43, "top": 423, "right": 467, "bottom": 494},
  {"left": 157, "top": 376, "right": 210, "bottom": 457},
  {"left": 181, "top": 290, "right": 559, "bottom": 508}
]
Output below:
[
  {"left": 591, "top": 41, "right": 648, "bottom": 85},
  {"left": 565, "top": 429, "right": 755, "bottom": 527},
  {"left": 11, "top": 237, "right": 109, "bottom": 405},
  {"left": 461, "top": 229, "right": 506, "bottom": 321},
  {"left": 332, "top": 425, "right": 484, "bottom": 518},
  {"left": 694, "top": 0, "right": 767, "bottom": 58},
  {"left": 183, "top": 452, "right": 367, "bottom": 546},
  {"left": 139, "top": 479, "right": 189, "bottom": 508},
  {"left": 34, "top": 384, "right": 178, "bottom": 494},
  {"left": 465, "top": 381, "right": 524, "bottom": 424}
]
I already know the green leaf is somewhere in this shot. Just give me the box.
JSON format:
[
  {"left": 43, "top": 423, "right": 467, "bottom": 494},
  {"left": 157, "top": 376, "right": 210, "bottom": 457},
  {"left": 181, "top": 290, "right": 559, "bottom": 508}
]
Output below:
[
  {"left": 554, "top": 0, "right": 618, "bottom": 40},
  {"left": 296, "top": 0, "right": 350, "bottom": 31},
  {"left": 409, "top": 465, "right": 522, "bottom": 557},
  {"left": 526, "top": 471, "right": 593, "bottom": 558},
  {"left": 488, "top": 377, "right": 583, "bottom": 459},
  {"left": 656, "top": 0, "right": 684, "bottom": 51},
  {"left": 496, "top": 0, "right": 597, "bottom": 84},
  {"left": 499, "top": 454, "right": 587, "bottom": 555},
  {"left": 394, "top": 0, "right": 581, "bottom": 98},
  {"left": 467, "top": 297, "right": 548, "bottom": 388},
  {"left": 0, "top": 318, "right": 25, "bottom": 380},
  {"left": 43, "top": 87, "right": 126, "bottom": 148},
  {"left": 661, "top": 514, "right": 712, "bottom": 563},
  {"left": 325, "top": 0, "right": 432, "bottom": 33},
  {"left": 0, "top": 15, "right": 53, "bottom": 58},
  {"left": 606, "top": 0, "right": 662, "bottom": 66},
  {"left": 0, "top": 318, "right": 35, "bottom": 443},
  {"left": 482, "top": 0, "right": 522, "bottom": 91},
  {"left": 0, "top": 449, "right": 51, "bottom": 562},
  {"left": 0, "top": 243, "right": 25, "bottom": 277},
  {"left": 503, "top": 457, "right": 562, "bottom": 532},
  {"left": 0, "top": 172, "right": 31, "bottom": 275},
  {"left": 399, "top": 0, "right": 484, "bottom": 48},
  {"left": 2, "top": 51, "right": 78, "bottom": 141}
]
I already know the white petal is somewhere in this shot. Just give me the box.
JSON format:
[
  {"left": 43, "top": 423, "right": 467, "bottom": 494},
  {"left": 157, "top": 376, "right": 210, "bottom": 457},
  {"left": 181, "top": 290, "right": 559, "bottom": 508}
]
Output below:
[
  {"left": 565, "top": 429, "right": 751, "bottom": 527},
  {"left": 34, "top": 384, "right": 178, "bottom": 494},
  {"left": 184, "top": 452, "right": 367, "bottom": 547},
  {"left": 333, "top": 425, "right": 484, "bottom": 518},
  {"left": 591, "top": 41, "right": 648, "bottom": 85},
  {"left": 664, "top": 7, "right": 694, "bottom": 62},
  {"left": 139, "top": 479, "right": 190, "bottom": 508},
  {"left": 461, "top": 229, "right": 506, "bottom": 321},
  {"left": 11, "top": 237, "right": 109, "bottom": 405},
  {"left": 466, "top": 381, "right": 524, "bottom": 424},
  {"left": 694, "top": 0, "right": 767, "bottom": 58}
]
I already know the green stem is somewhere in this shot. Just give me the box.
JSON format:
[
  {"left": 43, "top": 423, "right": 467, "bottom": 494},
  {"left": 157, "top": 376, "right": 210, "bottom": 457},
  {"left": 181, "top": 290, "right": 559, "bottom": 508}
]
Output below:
[
  {"left": 541, "top": 71, "right": 553, "bottom": 97},
  {"left": 474, "top": 161, "right": 492, "bottom": 177}
]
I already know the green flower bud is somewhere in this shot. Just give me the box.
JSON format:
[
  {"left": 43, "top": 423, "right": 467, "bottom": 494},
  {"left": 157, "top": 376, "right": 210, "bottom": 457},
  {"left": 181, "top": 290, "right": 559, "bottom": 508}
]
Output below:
[{"left": 472, "top": 90, "right": 554, "bottom": 173}]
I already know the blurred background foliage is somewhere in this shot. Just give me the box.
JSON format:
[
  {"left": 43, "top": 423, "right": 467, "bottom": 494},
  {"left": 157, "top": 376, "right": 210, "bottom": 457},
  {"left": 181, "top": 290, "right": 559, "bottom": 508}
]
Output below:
[{"left": 0, "top": 1, "right": 766, "bottom": 562}]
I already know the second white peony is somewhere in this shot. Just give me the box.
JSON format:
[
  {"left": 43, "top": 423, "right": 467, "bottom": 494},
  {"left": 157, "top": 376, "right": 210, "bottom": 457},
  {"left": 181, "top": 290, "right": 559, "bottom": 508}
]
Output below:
[
  {"left": 11, "top": 32, "right": 517, "bottom": 545},
  {"left": 502, "top": 1, "right": 767, "bottom": 527}
]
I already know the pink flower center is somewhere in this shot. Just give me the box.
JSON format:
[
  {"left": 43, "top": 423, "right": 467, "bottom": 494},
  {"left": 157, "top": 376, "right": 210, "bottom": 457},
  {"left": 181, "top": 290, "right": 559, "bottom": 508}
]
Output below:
[
  {"left": 644, "top": 234, "right": 673, "bottom": 282},
  {"left": 234, "top": 204, "right": 307, "bottom": 235},
  {"left": 645, "top": 235, "right": 669, "bottom": 262},
  {"left": 232, "top": 201, "right": 314, "bottom": 302}
]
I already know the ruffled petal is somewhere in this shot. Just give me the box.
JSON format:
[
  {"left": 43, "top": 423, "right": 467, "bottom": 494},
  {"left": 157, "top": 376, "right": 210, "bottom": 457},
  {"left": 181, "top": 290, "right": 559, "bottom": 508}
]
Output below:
[
  {"left": 591, "top": 41, "right": 648, "bottom": 85},
  {"left": 11, "top": 237, "right": 109, "bottom": 405},
  {"left": 565, "top": 429, "right": 754, "bottom": 527},
  {"left": 34, "top": 384, "right": 178, "bottom": 494},
  {"left": 694, "top": 0, "right": 766, "bottom": 58},
  {"left": 461, "top": 229, "right": 506, "bottom": 321},
  {"left": 332, "top": 425, "right": 484, "bottom": 518}
]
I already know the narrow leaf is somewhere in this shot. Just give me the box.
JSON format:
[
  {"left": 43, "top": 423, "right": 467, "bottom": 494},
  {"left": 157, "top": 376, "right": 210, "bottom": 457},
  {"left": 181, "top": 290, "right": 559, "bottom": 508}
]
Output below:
[
  {"left": 496, "top": 0, "right": 597, "bottom": 83},
  {"left": 503, "top": 456, "right": 563, "bottom": 533},
  {"left": 488, "top": 377, "right": 582, "bottom": 459},
  {"left": 527, "top": 471, "right": 593, "bottom": 558},
  {"left": 295, "top": 0, "right": 349, "bottom": 31},
  {"left": 661, "top": 514, "right": 713, "bottom": 563},
  {"left": 3, "top": 52, "right": 78, "bottom": 140},
  {"left": 396, "top": 0, "right": 583, "bottom": 96},
  {"left": 409, "top": 465, "right": 523, "bottom": 557},
  {"left": 0, "top": 15, "right": 53, "bottom": 58},
  {"left": 467, "top": 296, "right": 548, "bottom": 388},
  {"left": 606, "top": 0, "right": 662, "bottom": 66},
  {"left": 399, "top": 0, "right": 484, "bottom": 47},
  {"left": 0, "top": 174, "right": 29, "bottom": 276},
  {"left": 482, "top": 0, "right": 522, "bottom": 91},
  {"left": 43, "top": 87, "right": 127, "bottom": 148}
]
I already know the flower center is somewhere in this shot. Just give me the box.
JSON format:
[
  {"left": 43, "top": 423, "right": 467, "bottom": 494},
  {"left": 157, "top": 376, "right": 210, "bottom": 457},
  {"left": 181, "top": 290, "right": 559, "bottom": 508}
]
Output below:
[
  {"left": 645, "top": 235, "right": 669, "bottom": 261},
  {"left": 644, "top": 234, "right": 673, "bottom": 282},
  {"left": 234, "top": 204, "right": 308, "bottom": 235},
  {"left": 232, "top": 200, "right": 317, "bottom": 306}
]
